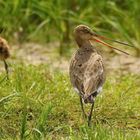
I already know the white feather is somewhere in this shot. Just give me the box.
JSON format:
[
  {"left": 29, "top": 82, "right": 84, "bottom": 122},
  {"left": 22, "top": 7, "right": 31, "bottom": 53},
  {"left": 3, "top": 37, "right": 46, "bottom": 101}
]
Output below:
[
  {"left": 97, "top": 86, "right": 102, "bottom": 93},
  {"left": 74, "top": 87, "right": 79, "bottom": 93}
]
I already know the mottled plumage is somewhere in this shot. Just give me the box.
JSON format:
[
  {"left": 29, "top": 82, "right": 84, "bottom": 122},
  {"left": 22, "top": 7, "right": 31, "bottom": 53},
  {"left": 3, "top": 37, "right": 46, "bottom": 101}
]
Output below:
[
  {"left": 70, "top": 46, "right": 105, "bottom": 103},
  {"left": 69, "top": 25, "right": 106, "bottom": 126}
]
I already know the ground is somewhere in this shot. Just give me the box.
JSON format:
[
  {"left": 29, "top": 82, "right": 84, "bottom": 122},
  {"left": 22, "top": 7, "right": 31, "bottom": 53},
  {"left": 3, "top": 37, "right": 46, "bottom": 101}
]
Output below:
[
  {"left": 10, "top": 43, "right": 140, "bottom": 74},
  {"left": 0, "top": 43, "right": 140, "bottom": 139}
]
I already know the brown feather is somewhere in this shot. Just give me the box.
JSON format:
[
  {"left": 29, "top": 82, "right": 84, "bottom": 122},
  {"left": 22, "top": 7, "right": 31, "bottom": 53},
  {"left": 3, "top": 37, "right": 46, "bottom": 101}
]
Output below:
[
  {"left": 0, "top": 37, "right": 10, "bottom": 60},
  {"left": 69, "top": 25, "right": 106, "bottom": 104},
  {"left": 69, "top": 45, "right": 105, "bottom": 102}
]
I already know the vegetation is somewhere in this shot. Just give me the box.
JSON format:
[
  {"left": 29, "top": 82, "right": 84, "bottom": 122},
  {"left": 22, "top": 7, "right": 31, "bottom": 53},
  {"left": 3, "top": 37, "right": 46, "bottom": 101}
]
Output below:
[
  {"left": 0, "top": 0, "right": 140, "bottom": 139},
  {"left": 0, "top": 65, "right": 140, "bottom": 139},
  {"left": 0, "top": 0, "right": 140, "bottom": 54}
]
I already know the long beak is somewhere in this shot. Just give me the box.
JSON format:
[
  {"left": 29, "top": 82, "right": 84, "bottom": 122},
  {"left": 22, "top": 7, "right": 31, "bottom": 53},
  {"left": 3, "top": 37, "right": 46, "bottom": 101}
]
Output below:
[{"left": 90, "top": 34, "right": 131, "bottom": 55}]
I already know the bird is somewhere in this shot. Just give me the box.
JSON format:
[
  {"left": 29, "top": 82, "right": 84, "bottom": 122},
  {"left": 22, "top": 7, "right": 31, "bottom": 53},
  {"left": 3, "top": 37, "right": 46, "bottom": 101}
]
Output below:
[
  {"left": 0, "top": 37, "right": 10, "bottom": 79},
  {"left": 69, "top": 25, "right": 131, "bottom": 126}
]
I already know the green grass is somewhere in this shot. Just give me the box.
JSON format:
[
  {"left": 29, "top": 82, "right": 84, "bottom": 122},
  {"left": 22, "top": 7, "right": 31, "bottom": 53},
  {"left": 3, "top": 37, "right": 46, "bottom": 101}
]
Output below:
[{"left": 0, "top": 64, "right": 140, "bottom": 139}]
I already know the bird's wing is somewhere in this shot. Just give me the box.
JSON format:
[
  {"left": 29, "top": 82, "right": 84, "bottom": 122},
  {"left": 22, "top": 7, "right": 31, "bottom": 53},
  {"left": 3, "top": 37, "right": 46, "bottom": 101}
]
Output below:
[
  {"left": 83, "top": 54, "right": 105, "bottom": 98},
  {"left": 69, "top": 49, "right": 87, "bottom": 95}
]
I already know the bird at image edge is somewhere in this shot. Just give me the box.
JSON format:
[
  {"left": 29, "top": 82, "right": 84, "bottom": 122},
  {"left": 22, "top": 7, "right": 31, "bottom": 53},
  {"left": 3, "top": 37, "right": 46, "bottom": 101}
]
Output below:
[{"left": 0, "top": 37, "right": 10, "bottom": 79}]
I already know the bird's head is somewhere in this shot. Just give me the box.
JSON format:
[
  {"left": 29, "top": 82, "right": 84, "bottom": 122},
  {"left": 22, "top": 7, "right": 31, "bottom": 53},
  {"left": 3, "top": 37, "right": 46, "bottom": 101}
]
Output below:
[
  {"left": 74, "top": 25, "right": 133, "bottom": 55},
  {"left": 74, "top": 25, "right": 95, "bottom": 40}
]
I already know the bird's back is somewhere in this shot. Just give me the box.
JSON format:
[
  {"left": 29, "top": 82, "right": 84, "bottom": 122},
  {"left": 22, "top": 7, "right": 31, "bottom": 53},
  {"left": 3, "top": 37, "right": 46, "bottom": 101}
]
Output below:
[{"left": 69, "top": 46, "right": 105, "bottom": 103}]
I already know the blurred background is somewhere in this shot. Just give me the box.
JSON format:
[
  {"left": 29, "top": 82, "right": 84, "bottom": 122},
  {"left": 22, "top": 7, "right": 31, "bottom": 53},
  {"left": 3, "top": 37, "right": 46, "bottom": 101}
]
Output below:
[{"left": 0, "top": 0, "right": 140, "bottom": 55}]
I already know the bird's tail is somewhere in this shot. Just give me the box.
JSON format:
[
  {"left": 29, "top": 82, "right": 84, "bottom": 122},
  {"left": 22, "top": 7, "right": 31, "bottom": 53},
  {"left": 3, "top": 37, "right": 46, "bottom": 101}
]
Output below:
[
  {"left": 83, "top": 92, "right": 98, "bottom": 104},
  {"left": 84, "top": 95, "right": 94, "bottom": 104}
]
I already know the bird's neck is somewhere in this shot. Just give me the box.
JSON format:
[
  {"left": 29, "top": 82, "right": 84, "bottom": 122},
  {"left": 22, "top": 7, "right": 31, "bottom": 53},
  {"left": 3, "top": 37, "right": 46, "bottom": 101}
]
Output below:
[{"left": 75, "top": 37, "right": 92, "bottom": 48}]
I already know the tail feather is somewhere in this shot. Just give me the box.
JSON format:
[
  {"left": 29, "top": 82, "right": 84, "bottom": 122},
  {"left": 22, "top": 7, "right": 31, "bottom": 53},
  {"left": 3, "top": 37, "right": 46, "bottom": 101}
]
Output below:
[{"left": 83, "top": 91, "right": 98, "bottom": 104}]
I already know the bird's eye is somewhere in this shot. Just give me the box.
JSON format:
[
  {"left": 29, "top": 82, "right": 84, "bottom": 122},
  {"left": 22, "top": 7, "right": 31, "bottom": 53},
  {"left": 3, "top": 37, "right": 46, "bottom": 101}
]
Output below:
[
  {"left": 80, "top": 29, "right": 89, "bottom": 33},
  {"left": 84, "top": 30, "right": 89, "bottom": 33}
]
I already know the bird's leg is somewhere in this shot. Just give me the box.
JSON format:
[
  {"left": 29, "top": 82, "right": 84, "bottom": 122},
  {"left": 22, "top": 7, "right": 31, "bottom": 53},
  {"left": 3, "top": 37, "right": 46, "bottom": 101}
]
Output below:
[
  {"left": 79, "top": 96, "right": 87, "bottom": 118},
  {"left": 3, "top": 60, "right": 9, "bottom": 80},
  {"left": 88, "top": 102, "right": 94, "bottom": 127}
]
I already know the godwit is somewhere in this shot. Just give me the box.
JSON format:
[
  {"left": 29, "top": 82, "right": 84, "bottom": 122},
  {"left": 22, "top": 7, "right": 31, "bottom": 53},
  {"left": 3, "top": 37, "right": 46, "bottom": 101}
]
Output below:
[
  {"left": 0, "top": 37, "right": 10, "bottom": 79},
  {"left": 69, "top": 25, "right": 131, "bottom": 126}
]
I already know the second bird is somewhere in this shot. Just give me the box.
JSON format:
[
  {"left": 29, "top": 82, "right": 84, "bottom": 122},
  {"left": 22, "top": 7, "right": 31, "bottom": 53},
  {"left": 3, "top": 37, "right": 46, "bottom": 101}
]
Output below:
[{"left": 0, "top": 37, "right": 10, "bottom": 79}]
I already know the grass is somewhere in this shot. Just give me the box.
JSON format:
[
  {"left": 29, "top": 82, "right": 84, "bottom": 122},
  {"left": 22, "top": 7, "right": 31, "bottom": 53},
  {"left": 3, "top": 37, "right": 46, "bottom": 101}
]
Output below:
[
  {"left": 0, "top": 64, "right": 140, "bottom": 139},
  {"left": 0, "top": 0, "right": 140, "bottom": 55}
]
